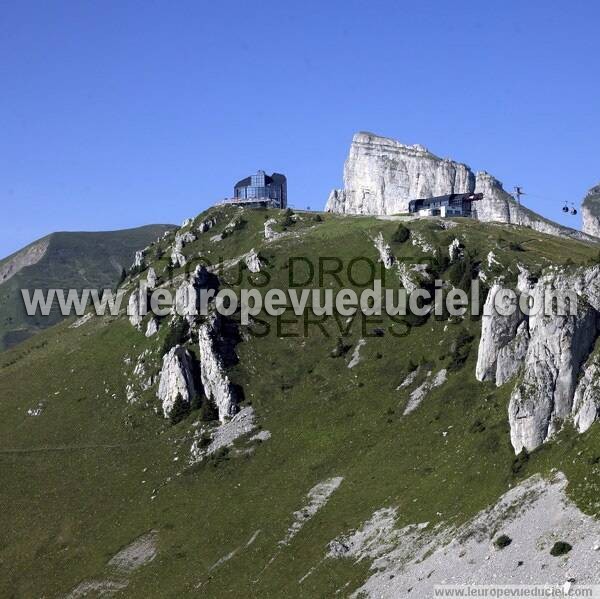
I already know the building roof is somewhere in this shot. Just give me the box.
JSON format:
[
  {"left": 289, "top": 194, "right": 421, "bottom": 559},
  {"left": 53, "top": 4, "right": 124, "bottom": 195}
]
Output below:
[{"left": 234, "top": 172, "right": 286, "bottom": 189}]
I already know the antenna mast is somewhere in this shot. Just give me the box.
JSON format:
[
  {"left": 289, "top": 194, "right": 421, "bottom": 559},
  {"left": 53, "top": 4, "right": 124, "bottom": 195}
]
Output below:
[{"left": 513, "top": 186, "right": 525, "bottom": 205}]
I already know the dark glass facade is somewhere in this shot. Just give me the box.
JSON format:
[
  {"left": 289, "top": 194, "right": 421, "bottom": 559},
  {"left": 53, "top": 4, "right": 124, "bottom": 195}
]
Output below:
[{"left": 234, "top": 170, "right": 287, "bottom": 208}]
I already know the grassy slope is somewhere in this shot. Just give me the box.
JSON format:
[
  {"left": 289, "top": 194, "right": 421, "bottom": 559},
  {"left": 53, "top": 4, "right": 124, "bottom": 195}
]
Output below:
[
  {"left": 0, "top": 225, "right": 173, "bottom": 350},
  {"left": 1, "top": 208, "right": 600, "bottom": 597}
]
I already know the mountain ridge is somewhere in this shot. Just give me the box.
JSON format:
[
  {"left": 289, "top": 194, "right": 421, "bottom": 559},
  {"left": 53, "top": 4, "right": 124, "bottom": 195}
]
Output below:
[{"left": 0, "top": 224, "right": 174, "bottom": 350}]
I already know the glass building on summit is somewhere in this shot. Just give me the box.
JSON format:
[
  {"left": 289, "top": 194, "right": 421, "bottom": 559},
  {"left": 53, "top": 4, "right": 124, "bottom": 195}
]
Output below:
[{"left": 233, "top": 170, "right": 287, "bottom": 208}]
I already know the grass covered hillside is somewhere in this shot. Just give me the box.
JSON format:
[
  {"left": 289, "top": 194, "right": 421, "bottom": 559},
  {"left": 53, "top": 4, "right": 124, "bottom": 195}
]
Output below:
[
  {"left": 0, "top": 225, "right": 174, "bottom": 350},
  {"left": 2, "top": 206, "right": 600, "bottom": 597}
]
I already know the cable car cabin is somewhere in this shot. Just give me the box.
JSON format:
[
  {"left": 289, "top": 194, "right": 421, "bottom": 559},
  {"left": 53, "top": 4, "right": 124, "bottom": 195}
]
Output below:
[{"left": 408, "top": 193, "right": 483, "bottom": 218}]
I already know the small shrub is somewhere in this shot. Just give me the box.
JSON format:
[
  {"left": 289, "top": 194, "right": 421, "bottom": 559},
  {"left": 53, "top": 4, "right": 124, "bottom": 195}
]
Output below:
[
  {"left": 313, "top": 214, "right": 323, "bottom": 222},
  {"left": 331, "top": 337, "right": 351, "bottom": 358},
  {"left": 197, "top": 432, "right": 212, "bottom": 449},
  {"left": 169, "top": 393, "right": 190, "bottom": 425},
  {"left": 494, "top": 534, "right": 512, "bottom": 549},
  {"left": 391, "top": 224, "right": 410, "bottom": 243},
  {"left": 200, "top": 398, "right": 219, "bottom": 421},
  {"left": 447, "top": 251, "right": 478, "bottom": 292},
  {"left": 190, "top": 392, "right": 202, "bottom": 411},
  {"left": 281, "top": 215, "right": 294, "bottom": 228},
  {"left": 550, "top": 541, "right": 572, "bottom": 556},
  {"left": 511, "top": 449, "right": 529, "bottom": 475},
  {"left": 209, "top": 446, "right": 230, "bottom": 467},
  {"left": 447, "top": 328, "right": 474, "bottom": 372},
  {"left": 161, "top": 317, "right": 189, "bottom": 354},
  {"left": 470, "top": 419, "right": 486, "bottom": 433},
  {"left": 508, "top": 241, "right": 524, "bottom": 252}
]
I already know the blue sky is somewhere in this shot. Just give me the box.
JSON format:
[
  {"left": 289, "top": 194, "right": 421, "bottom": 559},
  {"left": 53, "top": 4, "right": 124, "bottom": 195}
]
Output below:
[{"left": 1, "top": 1, "right": 599, "bottom": 258}]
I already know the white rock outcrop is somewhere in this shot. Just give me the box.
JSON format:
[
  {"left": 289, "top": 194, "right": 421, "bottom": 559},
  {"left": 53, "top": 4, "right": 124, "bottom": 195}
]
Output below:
[
  {"left": 495, "top": 321, "right": 529, "bottom": 386},
  {"left": 264, "top": 218, "right": 280, "bottom": 241},
  {"left": 582, "top": 184, "right": 600, "bottom": 239},
  {"left": 326, "top": 132, "right": 595, "bottom": 242},
  {"left": 372, "top": 232, "right": 395, "bottom": 269},
  {"left": 171, "top": 247, "right": 186, "bottom": 268},
  {"left": 476, "top": 266, "right": 600, "bottom": 453},
  {"left": 245, "top": 249, "right": 263, "bottom": 273},
  {"left": 198, "top": 314, "right": 237, "bottom": 422},
  {"left": 127, "top": 287, "right": 146, "bottom": 329},
  {"left": 198, "top": 216, "right": 217, "bottom": 234},
  {"left": 326, "top": 132, "right": 473, "bottom": 215},
  {"left": 475, "top": 283, "right": 525, "bottom": 383},
  {"left": 572, "top": 352, "right": 600, "bottom": 433},
  {"left": 173, "top": 265, "right": 209, "bottom": 322},
  {"left": 157, "top": 345, "right": 197, "bottom": 418},
  {"left": 146, "top": 267, "right": 157, "bottom": 290},
  {"left": 179, "top": 231, "right": 197, "bottom": 244},
  {"left": 403, "top": 369, "right": 447, "bottom": 416},
  {"left": 145, "top": 317, "right": 158, "bottom": 338},
  {"left": 411, "top": 233, "right": 434, "bottom": 254},
  {"left": 132, "top": 250, "right": 145, "bottom": 270},
  {"left": 448, "top": 238, "right": 463, "bottom": 262}
]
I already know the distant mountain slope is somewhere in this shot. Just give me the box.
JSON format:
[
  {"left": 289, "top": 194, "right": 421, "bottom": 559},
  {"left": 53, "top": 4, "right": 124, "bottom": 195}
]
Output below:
[{"left": 0, "top": 225, "right": 173, "bottom": 350}]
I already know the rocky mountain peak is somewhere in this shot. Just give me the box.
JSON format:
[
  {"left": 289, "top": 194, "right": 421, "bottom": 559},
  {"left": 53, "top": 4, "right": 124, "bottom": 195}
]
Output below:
[{"left": 326, "top": 132, "right": 594, "bottom": 244}]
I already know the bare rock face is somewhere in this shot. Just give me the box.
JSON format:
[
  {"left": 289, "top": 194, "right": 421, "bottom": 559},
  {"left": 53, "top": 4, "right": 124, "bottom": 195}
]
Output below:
[
  {"left": 326, "top": 132, "right": 473, "bottom": 215},
  {"left": 476, "top": 266, "right": 600, "bottom": 453},
  {"left": 509, "top": 295, "right": 598, "bottom": 453},
  {"left": 475, "top": 283, "right": 526, "bottom": 383},
  {"left": 132, "top": 250, "right": 145, "bottom": 270},
  {"left": 179, "top": 231, "right": 197, "bottom": 244},
  {"left": 145, "top": 317, "right": 158, "bottom": 338},
  {"left": 582, "top": 184, "right": 600, "bottom": 239},
  {"left": 127, "top": 288, "right": 145, "bottom": 329},
  {"left": 572, "top": 352, "right": 600, "bottom": 433},
  {"left": 264, "top": 218, "right": 280, "bottom": 241},
  {"left": 157, "top": 345, "right": 197, "bottom": 418},
  {"left": 495, "top": 321, "right": 529, "bottom": 386},
  {"left": 170, "top": 233, "right": 187, "bottom": 267},
  {"left": 0, "top": 237, "right": 49, "bottom": 285},
  {"left": 171, "top": 247, "right": 186, "bottom": 268},
  {"left": 198, "top": 216, "right": 217, "bottom": 234},
  {"left": 146, "top": 267, "right": 157, "bottom": 290},
  {"left": 198, "top": 314, "right": 237, "bottom": 422},
  {"left": 372, "top": 233, "right": 395, "bottom": 269},
  {"left": 448, "top": 238, "right": 463, "bottom": 262},
  {"left": 173, "top": 265, "right": 209, "bottom": 321},
  {"left": 245, "top": 249, "right": 263, "bottom": 273},
  {"left": 326, "top": 132, "right": 595, "bottom": 242}
]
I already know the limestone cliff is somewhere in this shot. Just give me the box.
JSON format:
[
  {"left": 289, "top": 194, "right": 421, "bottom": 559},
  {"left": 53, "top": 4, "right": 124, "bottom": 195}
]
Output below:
[
  {"left": 157, "top": 345, "right": 197, "bottom": 418},
  {"left": 198, "top": 313, "right": 238, "bottom": 422},
  {"left": 476, "top": 265, "right": 600, "bottom": 453},
  {"left": 326, "top": 132, "right": 473, "bottom": 215},
  {"left": 582, "top": 184, "right": 600, "bottom": 238},
  {"left": 326, "top": 132, "right": 594, "bottom": 243}
]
